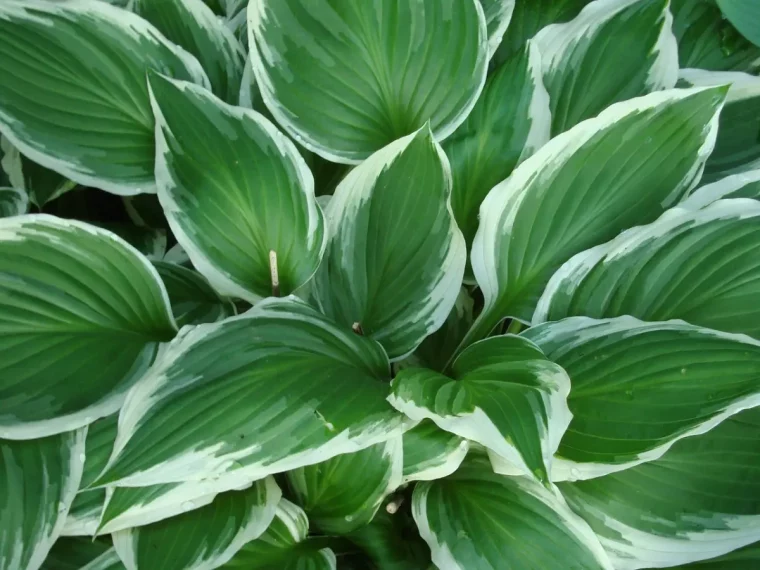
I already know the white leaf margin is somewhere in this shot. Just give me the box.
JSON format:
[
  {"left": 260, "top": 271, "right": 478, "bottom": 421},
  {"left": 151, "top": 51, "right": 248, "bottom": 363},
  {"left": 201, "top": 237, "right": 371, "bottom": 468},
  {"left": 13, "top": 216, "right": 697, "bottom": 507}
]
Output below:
[{"left": 681, "top": 169, "right": 760, "bottom": 210}]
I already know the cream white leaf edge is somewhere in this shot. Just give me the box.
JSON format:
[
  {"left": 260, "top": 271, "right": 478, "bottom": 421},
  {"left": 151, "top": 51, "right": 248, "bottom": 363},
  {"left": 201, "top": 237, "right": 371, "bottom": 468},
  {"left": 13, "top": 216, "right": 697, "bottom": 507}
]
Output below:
[
  {"left": 402, "top": 439, "right": 470, "bottom": 486},
  {"left": 471, "top": 85, "right": 724, "bottom": 325},
  {"left": 681, "top": 169, "right": 760, "bottom": 210},
  {"left": 483, "top": 0, "right": 515, "bottom": 58}
]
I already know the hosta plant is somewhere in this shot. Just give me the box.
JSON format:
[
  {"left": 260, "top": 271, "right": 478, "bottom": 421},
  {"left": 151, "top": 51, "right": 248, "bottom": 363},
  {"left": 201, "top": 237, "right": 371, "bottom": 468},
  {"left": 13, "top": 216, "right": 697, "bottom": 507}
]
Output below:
[{"left": 2, "top": 0, "right": 760, "bottom": 569}]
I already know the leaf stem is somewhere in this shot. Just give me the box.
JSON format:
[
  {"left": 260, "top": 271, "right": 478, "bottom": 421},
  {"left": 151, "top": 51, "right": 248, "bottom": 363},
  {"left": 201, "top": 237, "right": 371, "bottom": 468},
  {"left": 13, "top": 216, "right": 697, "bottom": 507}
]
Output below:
[{"left": 269, "top": 250, "right": 280, "bottom": 297}]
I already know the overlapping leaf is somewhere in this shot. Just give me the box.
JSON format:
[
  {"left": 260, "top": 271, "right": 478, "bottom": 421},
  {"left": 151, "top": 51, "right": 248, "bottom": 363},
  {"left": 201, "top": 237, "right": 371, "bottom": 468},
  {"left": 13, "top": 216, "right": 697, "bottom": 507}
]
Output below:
[
  {"left": 681, "top": 170, "right": 760, "bottom": 209},
  {"left": 1, "top": 137, "right": 75, "bottom": 208},
  {"left": 478, "top": 0, "right": 515, "bottom": 57},
  {"left": 42, "top": 538, "right": 124, "bottom": 570},
  {"left": 0, "top": 187, "right": 27, "bottom": 218},
  {"left": 717, "top": 0, "right": 760, "bottom": 48},
  {"left": 401, "top": 420, "right": 469, "bottom": 485}
]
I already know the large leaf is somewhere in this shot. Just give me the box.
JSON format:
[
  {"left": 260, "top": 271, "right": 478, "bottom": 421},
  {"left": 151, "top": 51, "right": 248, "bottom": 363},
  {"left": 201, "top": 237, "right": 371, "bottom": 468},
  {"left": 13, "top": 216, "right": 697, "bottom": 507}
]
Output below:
[
  {"left": 149, "top": 74, "right": 326, "bottom": 304},
  {"left": 413, "top": 454, "right": 612, "bottom": 570},
  {"left": 287, "top": 438, "right": 402, "bottom": 534},
  {"left": 1, "top": 137, "right": 75, "bottom": 208},
  {"left": 223, "top": 500, "right": 336, "bottom": 570},
  {"left": 0, "top": 0, "right": 209, "bottom": 195},
  {"left": 523, "top": 316, "right": 760, "bottom": 481},
  {"left": 93, "top": 297, "right": 408, "bottom": 489},
  {"left": 671, "top": 0, "right": 760, "bottom": 73},
  {"left": 401, "top": 420, "right": 469, "bottom": 485},
  {"left": 112, "top": 478, "right": 280, "bottom": 570},
  {"left": 533, "top": 0, "right": 678, "bottom": 135},
  {"left": 313, "top": 129, "right": 466, "bottom": 361},
  {"left": 390, "top": 335, "right": 571, "bottom": 482},
  {"left": 679, "top": 69, "right": 760, "bottom": 183},
  {"left": 248, "top": 0, "right": 489, "bottom": 162},
  {"left": 559, "top": 406, "right": 760, "bottom": 569},
  {"left": 347, "top": 510, "right": 432, "bottom": 570},
  {"left": 681, "top": 170, "right": 760, "bottom": 209},
  {"left": 133, "top": 0, "right": 245, "bottom": 103},
  {"left": 534, "top": 200, "right": 760, "bottom": 338},
  {"left": 0, "top": 430, "right": 86, "bottom": 570},
  {"left": 42, "top": 538, "right": 124, "bottom": 570},
  {"left": 0, "top": 215, "right": 176, "bottom": 439},
  {"left": 479, "top": 0, "right": 515, "bottom": 57},
  {"left": 462, "top": 86, "right": 726, "bottom": 351},
  {"left": 668, "top": 541, "right": 760, "bottom": 570},
  {"left": 443, "top": 41, "right": 550, "bottom": 252},
  {"left": 717, "top": 0, "right": 760, "bottom": 47},
  {"left": 0, "top": 187, "right": 27, "bottom": 218}
]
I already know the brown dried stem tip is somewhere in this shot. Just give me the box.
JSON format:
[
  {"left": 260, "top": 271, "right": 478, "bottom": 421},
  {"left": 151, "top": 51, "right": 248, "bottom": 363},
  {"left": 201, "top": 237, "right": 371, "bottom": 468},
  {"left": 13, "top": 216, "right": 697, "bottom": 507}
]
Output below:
[{"left": 269, "top": 250, "right": 280, "bottom": 297}]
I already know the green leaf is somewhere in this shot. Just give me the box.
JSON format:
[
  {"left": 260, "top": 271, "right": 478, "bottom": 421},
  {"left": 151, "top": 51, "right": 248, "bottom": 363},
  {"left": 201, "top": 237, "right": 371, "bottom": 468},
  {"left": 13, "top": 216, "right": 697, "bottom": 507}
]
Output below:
[
  {"left": 112, "top": 478, "right": 280, "bottom": 570},
  {"left": 443, "top": 42, "right": 550, "bottom": 253},
  {"left": 479, "top": 0, "right": 515, "bottom": 57},
  {"left": 223, "top": 500, "right": 337, "bottom": 570},
  {"left": 559, "top": 406, "right": 760, "bottom": 569},
  {"left": 149, "top": 74, "right": 326, "bottom": 304},
  {"left": 96, "top": 224, "right": 166, "bottom": 261},
  {"left": 534, "top": 0, "right": 678, "bottom": 135},
  {"left": 41, "top": 538, "right": 124, "bottom": 570},
  {"left": 0, "top": 215, "right": 176, "bottom": 440},
  {"left": 535, "top": 200, "right": 760, "bottom": 339},
  {"left": 401, "top": 420, "right": 469, "bottom": 485},
  {"left": 313, "top": 129, "right": 466, "bottom": 361},
  {"left": 413, "top": 454, "right": 613, "bottom": 570},
  {"left": 463, "top": 86, "right": 726, "bottom": 351},
  {"left": 1, "top": 430, "right": 86, "bottom": 570},
  {"left": 132, "top": 0, "right": 245, "bottom": 103},
  {"left": 667, "top": 541, "right": 760, "bottom": 570},
  {"left": 1, "top": 137, "right": 75, "bottom": 208},
  {"left": 671, "top": 0, "right": 760, "bottom": 73},
  {"left": 522, "top": 316, "right": 760, "bottom": 481},
  {"left": 153, "top": 261, "right": 235, "bottom": 327},
  {"left": 679, "top": 69, "right": 760, "bottom": 183},
  {"left": 717, "top": 0, "right": 760, "bottom": 47},
  {"left": 0, "top": 187, "right": 27, "bottom": 218},
  {"left": 682, "top": 170, "right": 760, "bottom": 209},
  {"left": 287, "top": 438, "right": 402, "bottom": 534},
  {"left": 391, "top": 335, "right": 571, "bottom": 483},
  {"left": 94, "top": 297, "right": 408, "bottom": 490},
  {"left": 248, "top": 0, "right": 489, "bottom": 162},
  {"left": 491, "top": 0, "right": 589, "bottom": 66},
  {"left": 347, "top": 510, "right": 432, "bottom": 570},
  {"left": 0, "top": 0, "right": 209, "bottom": 195}
]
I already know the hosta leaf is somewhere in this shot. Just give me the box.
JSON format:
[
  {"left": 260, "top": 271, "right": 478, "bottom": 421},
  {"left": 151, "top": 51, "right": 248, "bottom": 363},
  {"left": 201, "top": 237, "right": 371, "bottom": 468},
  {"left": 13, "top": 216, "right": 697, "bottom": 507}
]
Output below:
[
  {"left": 133, "top": 0, "right": 245, "bottom": 103},
  {"left": 681, "top": 170, "right": 760, "bottom": 209},
  {"left": 149, "top": 74, "right": 326, "bottom": 304},
  {"left": 717, "top": 0, "right": 760, "bottom": 47},
  {"left": 533, "top": 0, "right": 678, "bottom": 135},
  {"left": 94, "top": 297, "right": 408, "bottom": 489},
  {"left": 401, "top": 420, "right": 469, "bottom": 485},
  {"left": 112, "top": 478, "right": 280, "bottom": 570},
  {"left": 535, "top": 200, "right": 760, "bottom": 338},
  {"left": 0, "top": 0, "right": 209, "bottom": 195},
  {"left": 97, "top": 224, "right": 166, "bottom": 261},
  {"left": 492, "top": 0, "right": 589, "bottom": 65},
  {"left": 465, "top": 86, "right": 726, "bottom": 349},
  {"left": 668, "top": 541, "right": 760, "bottom": 570},
  {"left": 287, "top": 438, "right": 402, "bottom": 535},
  {"left": 671, "top": 0, "right": 760, "bottom": 73},
  {"left": 680, "top": 69, "right": 760, "bottom": 183},
  {"left": 248, "top": 0, "right": 489, "bottom": 162},
  {"left": 523, "top": 316, "right": 760, "bottom": 481},
  {"left": 413, "top": 454, "right": 613, "bottom": 570},
  {"left": 42, "top": 538, "right": 124, "bottom": 570},
  {"left": 153, "top": 261, "right": 235, "bottom": 327},
  {"left": 479, "top": 0, "right": 515, "bottom": 57},
  {"left": 559, "top": 406, "right": 760, "bottom": 569},
  {"left": 0, "top": 215, "right": 176, "bottom": 440},
  {"left": 0, "top": 187, "right": 27, "bottom": 218},
  {"left": 347, "top": 510, "right": 432, "bottom": 570},
  {"left": 443, "top": 41, "right": 550, "bottom": 252},
  {"left": 1, "top": 430, "right": 86, "bottom": 570},
  {"left": 390, "top": 335, "right": 571, "bottom": 482},
  {"left": 223, "top": 500, "right": 336, "bottom": 570},
  {"left": 314, "top": 129, "right": 466, "bottom": 361},
  {"left": 1, "top": 137, "right": 75, "bottom": 208}
]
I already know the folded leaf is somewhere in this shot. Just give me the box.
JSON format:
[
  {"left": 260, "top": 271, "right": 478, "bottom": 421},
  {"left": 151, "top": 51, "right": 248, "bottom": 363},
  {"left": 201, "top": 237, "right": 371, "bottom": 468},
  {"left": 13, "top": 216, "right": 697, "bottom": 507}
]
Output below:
[
  {"left": 1, "top": 430, "right": 86, "bottom": 570},
  {"left": 248, "top": 0, "right": 489, "bottom": 162},
  {"left": 0, "top": 187, "right": 27, "bottom": 218},
  {"left": 222, "top": 500, "right": 336, "bottom": 570},
  {"left": 681, "top": 170, "right": 760, "bottom": 209},
  {"left": 523, "top": 316, "right": 760, "bottom": 481},
  {"left": 464, "top": 86, "right": 726, "bottom": 350},
  {"left": 41, "top": 538, "right": 125, "bottom": 570},
  {"left": 535, "top": 200, "right": 760, "bottom": 338},
  {"left": 94, "top": 297, "right": 408, "bottom": 489},
  {"left": 112, "top": 478, "right": 280, "bottom": 570},
  {"left": 401, "top": 420, "right": 469, "bottom": 485},
  {"left": 443, "top": 41, "right": 550, "bottom": 253},
  {"left": 149, "top": 74, "right": 326, "bottom": 304},
  {"left": 0, "top": 0, "right": 209, "bottom": 195},
  {"left": 479, "top": 0, "right": 515, "bottom": 57},
  {"left": 390, "top": 335, "right": 571, "bottom": 482},
  {"left": 717, "top": 0, "right": 760, "bottom": 48},
  {"left": 680, "top": 69, "right": 760, "bottom": 183},
  {"left": 559, "top": 406, "right": 760, "bottom": 569},
  {"left": 287, "top": 438, "right": 402, "bottom": 534},
  {"left": 0, "top": 215, "right": 176, "bottom": 439},
  {"left": 133, "top": 0, "right": 245, "bottom": 103},
  {"left": 413, "top": 454, "right": 613, "bottom": 570},
  {"left": 314, "top": 129, "right": 466, "bottom": 360},
  {"left": 534, "top": 0, "right": 678, "bottom": 135}
]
